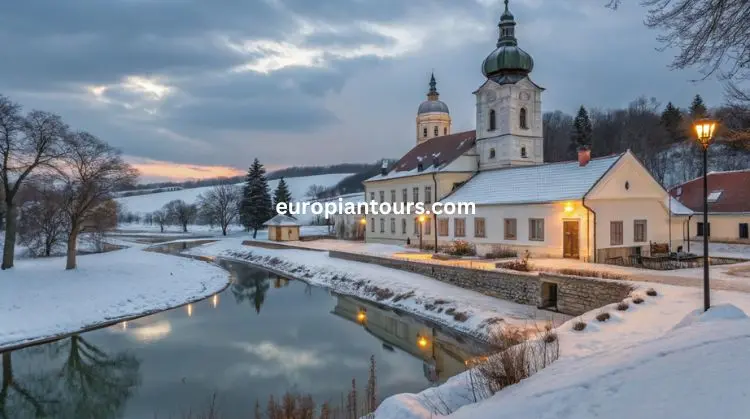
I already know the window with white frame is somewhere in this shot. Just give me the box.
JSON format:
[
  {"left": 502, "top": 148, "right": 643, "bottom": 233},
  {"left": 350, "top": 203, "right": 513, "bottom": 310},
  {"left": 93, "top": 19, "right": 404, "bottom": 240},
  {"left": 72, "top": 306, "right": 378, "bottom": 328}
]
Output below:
[{"left": 529, "top": 218, "right": 544, "bottom": 241}]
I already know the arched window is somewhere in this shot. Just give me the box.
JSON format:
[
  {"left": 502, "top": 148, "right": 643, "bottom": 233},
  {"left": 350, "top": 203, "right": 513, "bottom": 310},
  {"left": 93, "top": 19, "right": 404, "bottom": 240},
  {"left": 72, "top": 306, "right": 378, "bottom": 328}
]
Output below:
[
  {"left": 434, "top": 126, "right": 439, "bottom": 137},
  {"left": 519, "top": 108, "right": 528, "bottom": 129},
  {"left": 489, "top": 109, "right": 496, "bottom": 131},
  {"left": 521, "top": 146, "right": 527, "bottom": 158},
  {"left": 489, "top": 148, "right": 496, "bottom": 159},
  {"left": 444, "top": 127, "right": 448, "bottom": 135},
  {"left": 423, "top": 127, "right": 428, "bottom": 137}
]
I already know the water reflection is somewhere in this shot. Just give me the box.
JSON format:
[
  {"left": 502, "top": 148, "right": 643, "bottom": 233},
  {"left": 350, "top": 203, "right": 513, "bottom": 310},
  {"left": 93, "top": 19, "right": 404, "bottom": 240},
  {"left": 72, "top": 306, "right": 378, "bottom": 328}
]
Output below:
[
  {"left": 0, "top": 335, "right": 140, "bottom": 419},
  {"left": 332, "top": 296, "right": 480, "bottom": 383},
  {"left": 228, "top": 261, "right": 272, "bottom": 313}
]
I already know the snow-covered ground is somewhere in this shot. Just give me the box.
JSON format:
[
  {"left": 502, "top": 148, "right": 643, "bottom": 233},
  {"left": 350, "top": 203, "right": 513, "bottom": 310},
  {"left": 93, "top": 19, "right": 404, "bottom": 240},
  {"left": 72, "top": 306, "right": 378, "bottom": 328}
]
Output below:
[
  {"left": 0, "top": 245, "right": 229, "bottom": 351},
  {"left": 116, "top": 173, "right": 354, "bottom": 216},
  {"left": 374, "top": 283, "right": 750, "bottom": 419},
  {"left": 186, "top": 238, "right": 571, "bottom": 338}
]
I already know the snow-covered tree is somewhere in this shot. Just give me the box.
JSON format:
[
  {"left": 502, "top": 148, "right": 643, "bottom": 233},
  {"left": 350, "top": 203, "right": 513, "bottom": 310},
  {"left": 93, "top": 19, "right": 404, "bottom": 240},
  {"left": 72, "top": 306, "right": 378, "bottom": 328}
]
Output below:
[
  {"left": 272, "top": 177, "right": 293, "bottom": 214},
  {"left": 240, "top": 158, "right": 273, "bottom": 238}
]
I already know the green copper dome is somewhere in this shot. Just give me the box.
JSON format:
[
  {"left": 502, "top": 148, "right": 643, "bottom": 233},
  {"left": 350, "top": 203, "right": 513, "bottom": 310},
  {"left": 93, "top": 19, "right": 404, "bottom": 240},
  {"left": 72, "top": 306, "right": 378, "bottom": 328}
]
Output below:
[{"left": 481, "top": 0, "right": 534, "bottom": 80}]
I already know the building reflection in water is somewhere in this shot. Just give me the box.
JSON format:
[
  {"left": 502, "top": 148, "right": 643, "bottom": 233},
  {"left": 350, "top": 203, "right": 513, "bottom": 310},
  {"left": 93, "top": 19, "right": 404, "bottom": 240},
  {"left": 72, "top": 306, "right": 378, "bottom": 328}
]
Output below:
[{"left": 332, "top": 295, "right": 487, "bottom": 384}]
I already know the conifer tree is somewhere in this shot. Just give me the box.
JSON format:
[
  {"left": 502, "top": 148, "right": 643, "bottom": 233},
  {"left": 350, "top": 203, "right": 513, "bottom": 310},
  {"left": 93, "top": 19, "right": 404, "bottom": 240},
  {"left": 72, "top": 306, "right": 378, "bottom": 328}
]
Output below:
[
  {"left": 689, "top": 94, "right": 708, "bottom": 119},
  {"left": 272, "top": 177, "right": 293, "bottom": 215},
  {"left": 240, "top": 158, "right": 273, "bottom": 238},
  {"left": 570, "top": 105, "right": 593, "bottom": 157},
  {"left": 660, "top": 101, "right": 684, "bottom": 143}
]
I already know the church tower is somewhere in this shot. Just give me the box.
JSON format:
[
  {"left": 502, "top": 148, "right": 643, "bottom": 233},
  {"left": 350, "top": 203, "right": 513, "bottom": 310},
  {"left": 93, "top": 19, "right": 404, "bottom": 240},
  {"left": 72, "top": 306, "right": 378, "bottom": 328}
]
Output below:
[
  {"left": 475, "top": 0, "right": 544, "bottom": 170},
  {"left": 416, "top": 73, "right": 452, "bottom": 145}
]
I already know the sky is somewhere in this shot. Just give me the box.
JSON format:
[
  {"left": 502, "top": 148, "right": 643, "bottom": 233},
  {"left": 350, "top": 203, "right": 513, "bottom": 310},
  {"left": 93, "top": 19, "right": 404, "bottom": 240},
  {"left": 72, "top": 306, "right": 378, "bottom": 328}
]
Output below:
[{"left": 0, "top": 0, "right": 728, "bottom": 182}]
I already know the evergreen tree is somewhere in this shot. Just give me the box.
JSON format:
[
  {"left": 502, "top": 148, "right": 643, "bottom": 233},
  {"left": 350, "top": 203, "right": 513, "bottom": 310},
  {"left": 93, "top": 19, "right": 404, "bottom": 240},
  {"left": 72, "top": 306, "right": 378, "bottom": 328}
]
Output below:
[
  {"left": 660, "top": 101, "right": 684, "bottom": 143},
  {"left": 272, "top": 177, "right": 293, "bottom": 215},
  {"left": 689, "top": 94, "right": 708, "bottom": 119},
  {"left": 240, "top": 158, "right": 273, "bottom": 238},
  {"left": 570, "top": 105, "right": 593, "bottom": 157}
]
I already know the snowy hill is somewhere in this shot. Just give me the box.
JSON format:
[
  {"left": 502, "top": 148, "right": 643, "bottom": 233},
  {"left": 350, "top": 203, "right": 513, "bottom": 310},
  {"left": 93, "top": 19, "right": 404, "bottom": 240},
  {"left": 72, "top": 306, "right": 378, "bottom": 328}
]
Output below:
[{"left": 116, "top": 173, "right": 354, "bottom": 215}]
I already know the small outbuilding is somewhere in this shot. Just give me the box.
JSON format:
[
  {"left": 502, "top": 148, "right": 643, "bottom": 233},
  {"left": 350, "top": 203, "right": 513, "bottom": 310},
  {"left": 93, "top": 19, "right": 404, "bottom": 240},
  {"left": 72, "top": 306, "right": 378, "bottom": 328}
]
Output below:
[{"left": 264, "top": 214, "right": 301, "bottom": 242}]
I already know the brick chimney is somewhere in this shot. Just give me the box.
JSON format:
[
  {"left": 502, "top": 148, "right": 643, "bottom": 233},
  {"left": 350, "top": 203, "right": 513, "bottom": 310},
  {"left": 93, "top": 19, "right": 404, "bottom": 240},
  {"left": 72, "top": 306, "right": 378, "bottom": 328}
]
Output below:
[{"left": 578, "top": 147, "right": 591, "bottom": 167}]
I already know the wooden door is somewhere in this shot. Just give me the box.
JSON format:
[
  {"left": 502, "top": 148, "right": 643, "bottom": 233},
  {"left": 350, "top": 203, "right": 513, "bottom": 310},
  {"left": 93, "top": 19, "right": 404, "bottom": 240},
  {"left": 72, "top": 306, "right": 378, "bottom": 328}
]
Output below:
[
  {"left": 275, "top": 227, "right": 282, "bottom": 241},
  {"left": 563, "top": 220, "right": 580, "bottom": 259}
]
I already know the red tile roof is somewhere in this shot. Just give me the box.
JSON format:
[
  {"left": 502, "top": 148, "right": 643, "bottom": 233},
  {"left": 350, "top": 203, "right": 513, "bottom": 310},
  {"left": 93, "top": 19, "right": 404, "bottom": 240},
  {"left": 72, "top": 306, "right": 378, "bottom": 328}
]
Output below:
[
  {"left": 390, "top": 130, "right": 476, "bottom": 173},
  {"left": 670, "top": 170, "right": 750, "bottom": 213}
]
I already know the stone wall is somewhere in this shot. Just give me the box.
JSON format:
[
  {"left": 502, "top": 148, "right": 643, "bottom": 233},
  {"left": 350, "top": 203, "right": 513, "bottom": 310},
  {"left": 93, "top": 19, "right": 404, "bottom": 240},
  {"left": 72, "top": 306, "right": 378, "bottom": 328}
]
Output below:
[{"left": 329, "top": 251, "right": 633, "bottom": 316}]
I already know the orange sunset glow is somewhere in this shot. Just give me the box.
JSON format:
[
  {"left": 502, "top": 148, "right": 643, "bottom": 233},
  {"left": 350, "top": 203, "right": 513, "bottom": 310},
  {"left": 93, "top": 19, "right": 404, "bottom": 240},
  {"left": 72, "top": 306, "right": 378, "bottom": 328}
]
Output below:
[{"left": 127, "top": 158, "right": 245, "bottom": 182}]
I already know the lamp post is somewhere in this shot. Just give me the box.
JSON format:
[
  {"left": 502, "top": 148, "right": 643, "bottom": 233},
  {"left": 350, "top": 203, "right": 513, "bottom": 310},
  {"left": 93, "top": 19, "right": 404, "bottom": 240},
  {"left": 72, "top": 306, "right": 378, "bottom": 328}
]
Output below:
[
  {"left": 694, "top": 118, "right": 717, "bottom": 312},
  {"left": 359, "top": 217, "right": 367, "bottom": 241},
  {"left": 418, "top": 215, "right": 426, "bottom": 251}
]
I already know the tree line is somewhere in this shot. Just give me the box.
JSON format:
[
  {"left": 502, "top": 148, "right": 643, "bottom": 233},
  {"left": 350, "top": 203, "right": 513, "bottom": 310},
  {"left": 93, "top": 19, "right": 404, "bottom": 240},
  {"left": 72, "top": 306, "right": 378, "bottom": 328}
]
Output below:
[
  {"left": 544, "top": 94, "right": 750, "bottom": 186},
  {"left": 119, "top": 158, "right": 294, "bottom": 238},
  {"left": 0, "top": 94, "right": 137, "bottom": 270}
]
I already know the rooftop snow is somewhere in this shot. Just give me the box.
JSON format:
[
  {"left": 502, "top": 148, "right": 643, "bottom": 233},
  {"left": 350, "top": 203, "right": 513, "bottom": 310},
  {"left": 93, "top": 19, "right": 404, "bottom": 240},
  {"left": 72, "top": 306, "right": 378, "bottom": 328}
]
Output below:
[
  {"left": 263, "top": 214, "right": 300, "bottom": 226},
  {"left": 442, "top": 154, "right": 623, "bottom": 205}
]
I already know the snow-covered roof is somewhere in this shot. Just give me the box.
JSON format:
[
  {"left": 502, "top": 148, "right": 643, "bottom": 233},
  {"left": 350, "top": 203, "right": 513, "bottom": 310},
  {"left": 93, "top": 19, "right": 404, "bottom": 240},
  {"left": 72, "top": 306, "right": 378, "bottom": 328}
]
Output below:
[
  {"left": 263, "top": 214, "right": 301, "bottom": 226},
  {"left": 442, "top": 154, "right": 623, "bottom": 205},
  {"left": 668, "top": 196, "right": 694, "bottom": 216}
]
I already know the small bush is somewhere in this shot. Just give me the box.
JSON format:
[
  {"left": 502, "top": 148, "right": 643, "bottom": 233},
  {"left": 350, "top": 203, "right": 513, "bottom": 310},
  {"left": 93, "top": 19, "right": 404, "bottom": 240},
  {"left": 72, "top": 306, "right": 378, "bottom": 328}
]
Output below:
[
  {"left": 646, "top": 288, "right": 658, "bottom": 297},
  {"left": 453, "top": 312, "right": 469, "bottom": 322},
  {"left": 485, "top": 246, "right": 518, "bottom": 259},
  {"left": 543, "top": 332, "right": 558, "bottom": 343},
  {"left": 572, "top": 321, "right": 587, "bottom": 331},
  {"left": 447, "top": 239, "right": 476, "bottom": 257},
  {"left": 596, "top": 312, "right": 611, "bottom": 322},
  {"left": 616, "top": 301, "right": 629, "bottom": 311},
  {"left": 632, "top": 297, "right": 644, "bottom": 305},
  {"left": 552, "top": 268, "right": 627, "bottom": 280},
  {"left": 497, "top": 250, "right": 532, "bottom": 272}
]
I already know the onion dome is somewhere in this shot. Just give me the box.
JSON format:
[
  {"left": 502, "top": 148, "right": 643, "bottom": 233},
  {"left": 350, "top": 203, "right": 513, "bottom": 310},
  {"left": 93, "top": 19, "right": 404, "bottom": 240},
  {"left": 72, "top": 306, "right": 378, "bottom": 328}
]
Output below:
[
  {"left": 481, "top": 0, "right": 534, "bottom": 83},
  {"left": 418, "top": 73, "right": 450, "bottom": 114}
]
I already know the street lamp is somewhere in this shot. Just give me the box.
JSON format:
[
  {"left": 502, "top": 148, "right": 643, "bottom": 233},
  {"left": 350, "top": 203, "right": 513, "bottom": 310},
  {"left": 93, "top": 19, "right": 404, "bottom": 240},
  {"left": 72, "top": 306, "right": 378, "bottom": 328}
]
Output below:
[
  {"left": 359, "top": 217, "right": 367, "bottom": 241},
  {"left": 694, "top": 118, "right": 718, "bottom": 312},
  {"left": 418, "top": 215, "right": 426, "bottom": 251}
]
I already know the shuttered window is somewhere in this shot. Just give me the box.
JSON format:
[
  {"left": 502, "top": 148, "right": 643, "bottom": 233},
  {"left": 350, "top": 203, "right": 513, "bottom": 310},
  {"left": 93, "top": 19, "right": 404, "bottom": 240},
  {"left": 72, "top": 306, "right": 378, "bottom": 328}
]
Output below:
[
  {"left": 610, "top": 221, "right": 624, "bottom": 245},
  {"left": 634, "top": 220, "right": 647, "bottom": 242}
]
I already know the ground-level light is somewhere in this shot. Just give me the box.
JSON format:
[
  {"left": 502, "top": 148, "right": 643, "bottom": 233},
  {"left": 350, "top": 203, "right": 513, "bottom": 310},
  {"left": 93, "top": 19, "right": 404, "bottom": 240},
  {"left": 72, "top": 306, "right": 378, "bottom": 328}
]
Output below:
[
  {"left": 417, "top": 335, "right": 429, "bottom": 348},
  {"left": 357, "top": 309, "right": 367, "bottom": 323}
]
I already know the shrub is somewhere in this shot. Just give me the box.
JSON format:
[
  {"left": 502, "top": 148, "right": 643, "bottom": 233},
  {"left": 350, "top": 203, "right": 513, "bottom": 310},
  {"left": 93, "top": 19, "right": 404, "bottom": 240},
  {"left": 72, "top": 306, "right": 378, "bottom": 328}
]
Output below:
[
  {"left": 572, "top": 321, "right": 587, "bottom": 331},
  {"left": 447, "top": 239, "right": 476, "bottom": 257},
  {"left": 485, "top": 246, "right": 518, "bottom": 259},
  {"left": 632, "top": 297, "right": 644, "bottom": 305},
  {"left": 497, "top": 250, "right": 532, "bottom": 272},
  {"left": 596, "top": 312, "right": 611, "bottom": 322},
  {"left": 646, "top": 288, "right": 658, "bottom": 297},
  {"left": 543, "top": 332, "right": 558, "bottom": 343},
  {"left": 616, "top": 301, "right": 629, "bottom": 311},
  {"left": 453, "top": 312, "right": 469, "bottom": 322},
  {"left": 550, "top": 268, "right": 627, "bottom": 280}
]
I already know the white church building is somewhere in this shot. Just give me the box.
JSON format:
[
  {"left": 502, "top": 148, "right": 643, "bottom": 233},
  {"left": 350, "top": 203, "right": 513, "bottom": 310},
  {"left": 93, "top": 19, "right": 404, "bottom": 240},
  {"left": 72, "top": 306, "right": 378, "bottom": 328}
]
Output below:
[{"left": 364, "top": 0, "right": 686, "bottom": 262}]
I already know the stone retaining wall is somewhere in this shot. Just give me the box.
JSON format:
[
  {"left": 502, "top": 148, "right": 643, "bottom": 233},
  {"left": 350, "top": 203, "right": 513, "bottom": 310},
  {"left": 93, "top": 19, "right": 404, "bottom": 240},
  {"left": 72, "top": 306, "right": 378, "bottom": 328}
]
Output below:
[{"left": 329, "top": 251, "right": 633, "bottom": 316}]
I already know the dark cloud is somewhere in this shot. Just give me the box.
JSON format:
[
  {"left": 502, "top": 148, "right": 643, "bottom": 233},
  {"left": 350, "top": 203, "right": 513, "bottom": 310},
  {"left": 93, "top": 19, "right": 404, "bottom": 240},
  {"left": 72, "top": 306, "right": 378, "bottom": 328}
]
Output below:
[{"left": 0, "top": 0, "right": 731, "bottom": 177}]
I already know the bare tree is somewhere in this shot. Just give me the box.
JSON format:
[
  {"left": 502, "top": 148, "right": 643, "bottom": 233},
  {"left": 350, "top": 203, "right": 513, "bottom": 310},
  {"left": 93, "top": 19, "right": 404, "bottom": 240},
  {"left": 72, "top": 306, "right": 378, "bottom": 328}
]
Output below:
[
  {"left": 305, "top": 184, "right": 327, "bottom": 200},
  {"left": 197, "top": 182, "right": 240, "bottom": 236},
  {"left": 0, "top": 97, "right": 68, "bottom": 269},
  {"left": 152, "top": 209, "right": 168, "bottom": 233},
  {"left": 17, "top": 179, "right": 68, "bottom": 257},
  {"left": 85, "top": 199, "right": 119, "bottom": 253},
  {"left": 164, "top": 199, "right": 197, "bottom": 233},
  {"left": 60, "top": 132, "right": 137, "bottom": 270}
]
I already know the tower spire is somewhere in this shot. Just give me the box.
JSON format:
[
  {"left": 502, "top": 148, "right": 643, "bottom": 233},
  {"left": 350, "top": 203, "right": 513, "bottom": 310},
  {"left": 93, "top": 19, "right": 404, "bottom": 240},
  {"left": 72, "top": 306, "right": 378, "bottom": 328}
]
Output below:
[
  {"left": 427, "top": 73, "right": 439, "bottom": 100},
  {"left": 497, "top": 0, "right": 518, "bottom": 47}
]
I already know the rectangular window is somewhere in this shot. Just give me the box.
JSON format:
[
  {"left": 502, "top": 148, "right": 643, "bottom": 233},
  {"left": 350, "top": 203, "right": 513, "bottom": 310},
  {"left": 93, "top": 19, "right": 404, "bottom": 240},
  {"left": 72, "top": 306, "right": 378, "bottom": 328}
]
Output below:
[
  {"left": 474, "top": 218, "right": 486, "bottom": 238},
  {"left": 402, "top": 189, "right": 407, "bottom": 203},
  {"left": 740, "top": 223, "right": 749, "bottom": 239},
  {"left": 438, "top": 219, "right": 449, "bottom": 236},
  {"left": 610, "top": 221, "right": 624, "bottom": 245},
  {"left": 379, "top": 191, "right": 385, "bottom": 203},
  {"left": 529, "top": 218, "right": 545, "bottom": 241},
  {"left": 380, "top": 218, "right": 385, "bottom": 233},
  {"left": 504, "top": 218, "right": 517, "bottom": 240},
  {"left": 390, "top": 218, "right": 396, "bottom": 234},
  {"left": 370, "top": 218, "right": 375, "bottom": 233},
  {"left": 390, "top": 190, "right": 396, "bottom": 203},
  {"left": 424, "top": 186, "right": 432, "bottom": 205},
  {"left": 401, "top": 218, "right": 407, "bottom": 234},
  {"left": 425, "top": 218, "right": 432, "bottom": 235},
  {"left": 697, "top": 222, "right": 711, "bottom": 237},
  {"left": 370, "top": 192, "right": 375, "bottom": 202},
  {"left": 454, "top": 218, "right": 466, "bottom": 237},
  {"left": 412, "top": 187, "right": 419, "bottom": 203},
  {"left": 634, "top": 220, "right": 647, "bottom": 243}
]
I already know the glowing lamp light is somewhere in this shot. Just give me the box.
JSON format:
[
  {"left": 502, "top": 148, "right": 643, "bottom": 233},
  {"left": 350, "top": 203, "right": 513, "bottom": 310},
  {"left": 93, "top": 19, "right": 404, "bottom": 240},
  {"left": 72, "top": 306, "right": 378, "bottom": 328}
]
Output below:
[
  {"left": 359, "top": 218, "right": 367, "bottom": 225},
  {"left": 211, "top": 294, "right": 219, "bottom": 308},
  {"left": 357, "top": 310, "right": 367, "bottom": 323},
  {"left": 694, "top": 119, "right": 717, "bottom": 148},
  {"left": 418, "top": 215, "right": 426, "bottom": 223},
  {"left": 186, "top": 304, "right": 193, "bottom": 317},
  {"left": 121, "top": 321, "right": 128, "bottom": 330},
  {"left": 564, "top": 202, "right": 574, "bottom": 213},
  {"left": 417, "top": 335, "right": 429, "bottom": 348}
]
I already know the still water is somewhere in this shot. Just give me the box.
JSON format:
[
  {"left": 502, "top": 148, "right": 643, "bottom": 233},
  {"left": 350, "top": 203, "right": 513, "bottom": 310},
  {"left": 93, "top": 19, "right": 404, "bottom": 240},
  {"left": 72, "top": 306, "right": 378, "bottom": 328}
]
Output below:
[{"left": 0, "top": 256, "right": 487, "bottom": 418}]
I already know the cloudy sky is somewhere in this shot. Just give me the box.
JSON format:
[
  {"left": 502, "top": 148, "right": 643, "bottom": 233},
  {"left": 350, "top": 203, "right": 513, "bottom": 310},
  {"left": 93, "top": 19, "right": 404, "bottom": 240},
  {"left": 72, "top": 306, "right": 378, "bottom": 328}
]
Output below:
[{"left": 0, "top": 0, "right": 725, "bottom": 182}]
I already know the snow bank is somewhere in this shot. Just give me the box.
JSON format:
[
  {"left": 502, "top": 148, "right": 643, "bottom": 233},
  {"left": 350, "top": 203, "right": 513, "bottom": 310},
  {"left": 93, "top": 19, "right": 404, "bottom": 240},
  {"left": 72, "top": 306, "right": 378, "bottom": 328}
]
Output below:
[
  {"left": 186, "top": 238, "right": 570, "bottom": 338},
  {"left": 0, "top": 246, "right": 229, "bottom": 350},
  {"left": 672, "top": 303, "right": 749, "bottom": 330}
]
